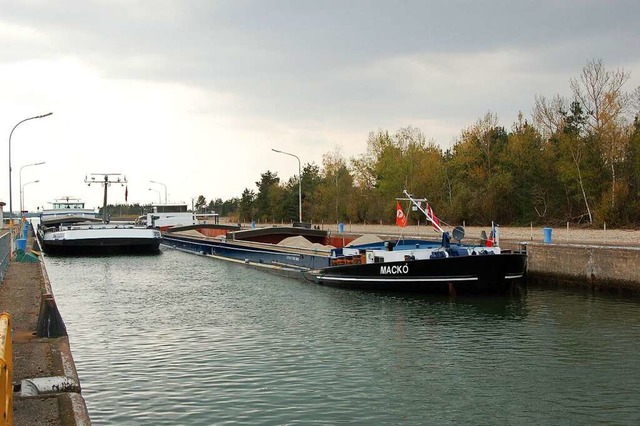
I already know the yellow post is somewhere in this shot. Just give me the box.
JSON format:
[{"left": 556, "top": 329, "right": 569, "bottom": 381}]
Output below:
[{"left": 0, "top": 313, "right": 12, "bottom": 426}]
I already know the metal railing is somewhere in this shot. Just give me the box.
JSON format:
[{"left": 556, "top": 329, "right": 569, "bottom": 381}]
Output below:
[
  {"left": 0, "top": 233, "right": 10, "bottom": 283},
  {"left": 0, "top": 313, "right": 12, "bottom": 426}
]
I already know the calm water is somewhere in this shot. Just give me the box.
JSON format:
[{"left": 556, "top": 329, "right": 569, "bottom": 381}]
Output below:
[{"left": 43, "top": 248, "right": 640, "bottom": 425}]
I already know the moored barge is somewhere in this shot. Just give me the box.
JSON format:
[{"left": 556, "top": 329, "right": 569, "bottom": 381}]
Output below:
[{"left": 162, "top": 223, "right": 526, "bottom": 295}]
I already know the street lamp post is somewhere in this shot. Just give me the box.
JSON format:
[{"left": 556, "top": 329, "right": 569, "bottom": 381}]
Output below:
[
  {"left": 19, "top": 161, "right": 45, "bottom": 214},
  {"left": 148, "top": 188, "right": 162, "bottom": 203},
  {"left": 21, "top": 180, "right": 39, "bottom": 213},
  {"left": 149, "top": 180, "right": 167, "bottom": 204},
  {"left": 272, "top": 148, "right": 302, "bottom": 223},
  {"left": 8, "top": 112, "right": 53, "bottom": 225}
]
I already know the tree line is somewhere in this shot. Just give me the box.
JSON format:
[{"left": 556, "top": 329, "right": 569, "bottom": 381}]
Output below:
[{"left": 124, "top": 60, "right": 640, "bottom": 228}]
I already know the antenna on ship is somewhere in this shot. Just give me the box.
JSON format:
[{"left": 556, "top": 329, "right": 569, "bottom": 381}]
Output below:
[{"left": 85, "top": 173, "right": 127, "bottom": 223}]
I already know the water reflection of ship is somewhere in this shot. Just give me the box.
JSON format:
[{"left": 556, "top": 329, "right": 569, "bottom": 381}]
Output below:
[{"left": 323, "top": 286, "right": 529, "bottom": 327}]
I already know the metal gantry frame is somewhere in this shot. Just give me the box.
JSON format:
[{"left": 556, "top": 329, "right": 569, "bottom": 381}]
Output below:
[{"left": 85, "top": 173, "right": 127, "bottom": 223}]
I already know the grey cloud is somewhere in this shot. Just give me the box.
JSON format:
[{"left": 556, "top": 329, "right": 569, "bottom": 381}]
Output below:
[{"left": 3, "top": 0, "right": 640, "bottom": 141}]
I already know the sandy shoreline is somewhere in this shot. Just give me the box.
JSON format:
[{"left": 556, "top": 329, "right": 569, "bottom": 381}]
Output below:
[
  {"left": 342, "top": 224, "right": 640, "bottom": 246},
  {"left": 247, "top": 221, "right": 640, "bottom": 246}
]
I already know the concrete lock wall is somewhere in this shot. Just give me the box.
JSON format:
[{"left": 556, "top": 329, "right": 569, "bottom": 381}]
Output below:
[{"left": 526, "top": 242, "right": 640, "bottom": 293}]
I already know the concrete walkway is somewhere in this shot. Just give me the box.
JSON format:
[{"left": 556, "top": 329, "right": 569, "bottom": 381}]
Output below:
[{"left": 0, "top": 240, "right": 90, "bottom": 425}]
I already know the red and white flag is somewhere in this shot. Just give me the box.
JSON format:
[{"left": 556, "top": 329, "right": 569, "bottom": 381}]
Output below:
[
  {"left": 426, "top": 203, "right": 440, "bottom": 231},
  {"left": 396, "top": 201, "right": 408, "bottom": 227}
]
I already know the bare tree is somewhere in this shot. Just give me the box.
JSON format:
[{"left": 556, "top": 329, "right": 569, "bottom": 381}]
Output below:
[
  {"left": 533, "top": 94, "right": 567, "bottom": 140},
  {"left": 571, "top": 59, "right": 633, "bottom": 211},
  {"left": 632, "top": 86, "right": 640, "bottom": 117},
  {"left": 570, "top": 59, "right": 630, "bottom": 132},
  {"left": 462, "top": 111, "right": 499, "bottom": 173}
]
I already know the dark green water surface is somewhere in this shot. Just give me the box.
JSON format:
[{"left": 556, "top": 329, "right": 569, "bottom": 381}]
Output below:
[{"left": 44, "top": 248, "right": 640, "bottom": 425}]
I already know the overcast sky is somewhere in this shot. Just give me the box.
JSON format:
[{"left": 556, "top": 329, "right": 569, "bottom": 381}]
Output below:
[{"left": 1, "top": 0, "right": 639, "bottom": 212}]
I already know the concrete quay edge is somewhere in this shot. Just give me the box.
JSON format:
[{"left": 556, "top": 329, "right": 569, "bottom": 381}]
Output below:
[
  {"left": 352, "top": 227, "right": 640, "bottom": 294},
  {"left": 0, "top": 235, "right": 91, "bottom": 425},
  {"left": 522, "top": 241, "right": 640, "bottom": 294}
]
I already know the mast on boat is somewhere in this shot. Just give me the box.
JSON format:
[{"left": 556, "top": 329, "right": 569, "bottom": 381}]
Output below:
[
  {"left": 401, "top": 190, "right": 499, "bottom": 246},
  {"left": 400, "top": 190, "right": 445, "bottom": 234},
  {"left": 85, "top": 173, "right": 127, "bottom": 223}
]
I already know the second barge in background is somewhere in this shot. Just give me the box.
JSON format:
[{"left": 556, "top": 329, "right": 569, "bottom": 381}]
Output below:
[{"left": 37, "top": 176, "right": 162, "bottom": 255}]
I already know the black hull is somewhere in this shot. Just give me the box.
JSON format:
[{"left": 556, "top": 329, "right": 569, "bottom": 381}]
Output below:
[
  {"left": 309, "top": 253, "right": 527, "bottom": 295},
  {"left": 40, "top": 238, "right": 161, "bottom": 256}
]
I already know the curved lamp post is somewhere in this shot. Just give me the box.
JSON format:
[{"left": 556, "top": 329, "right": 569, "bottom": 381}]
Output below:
[
  {"left": 21, "top": 180, "right": 40, "bottom": 213},
  {"left": 148, "top": 188, "right": 162, "bottom": 203},
  {"left": 8, "top": 112, "right": 53, "bottom": 225},
  {"left": 149, "top": 180, "right": 167, "bottom": 204},
  {"left": 19, "top": 161, "right": 45, "bottom": 213},
  {"left": 272, "top": 148, "right": 302, "bottom": 223}
]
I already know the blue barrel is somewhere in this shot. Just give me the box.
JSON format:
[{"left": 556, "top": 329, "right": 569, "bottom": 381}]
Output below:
[
  {"left": 251, "top": 221, "right": 256, "bottom": 229},
  {"left": 543, "top": 227, "right": 553, "bottom": 244},
  {"left": 16, "top": 238, "right": 27, "bottom": 252},
  {"left": 338, "top": 223, "right": 344, "bottom": 233}
]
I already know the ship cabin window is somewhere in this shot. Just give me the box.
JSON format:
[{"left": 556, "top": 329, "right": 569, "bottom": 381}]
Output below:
[
  {"left": 152, "top": 204, "right": 188, "bottom": 213},
  {"left": 53, "top": 202, "right": 84, "bottom": 209},
  {"left": 374, "top": 256, "right": 384, "bottom": 263}
]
